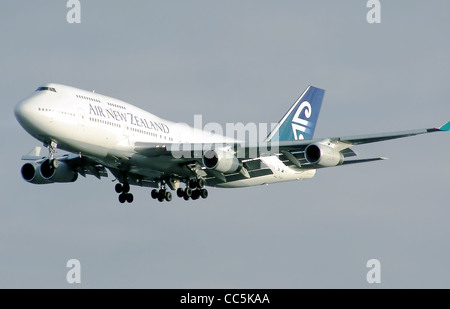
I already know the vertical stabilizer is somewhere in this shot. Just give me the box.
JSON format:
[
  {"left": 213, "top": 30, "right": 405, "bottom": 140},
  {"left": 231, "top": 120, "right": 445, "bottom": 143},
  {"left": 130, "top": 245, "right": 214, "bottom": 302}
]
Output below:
[{"left": 265, "top": 86, "right": 325, "bottom": 142}]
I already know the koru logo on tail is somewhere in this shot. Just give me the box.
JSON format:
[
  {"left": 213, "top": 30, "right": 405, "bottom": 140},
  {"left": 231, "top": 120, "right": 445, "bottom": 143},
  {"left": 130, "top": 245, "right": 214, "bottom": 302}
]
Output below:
[{"left": 291, "top": 101, "right": 311, "bottom": 140}]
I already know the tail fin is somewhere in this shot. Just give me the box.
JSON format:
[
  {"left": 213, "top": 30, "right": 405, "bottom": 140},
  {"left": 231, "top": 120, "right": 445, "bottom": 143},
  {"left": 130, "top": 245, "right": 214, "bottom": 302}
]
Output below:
[{"left": 265, "top": 85, "right": 325, "bottom": 142}]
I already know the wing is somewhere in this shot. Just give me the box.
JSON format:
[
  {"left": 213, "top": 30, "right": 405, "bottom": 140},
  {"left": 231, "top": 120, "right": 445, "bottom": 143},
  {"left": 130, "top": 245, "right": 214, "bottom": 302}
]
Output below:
[
  {"left": 255, "top": 121, "right": 450, "bottom": 154},
  {"left": 263, "top": 121, "right": 450, "bottom": 168},
  {"left": 62, "top": 155, "right": 109, "bottom": 179},
  {"left": 132, "top": 121, "right": 450, "bottom": 184}
]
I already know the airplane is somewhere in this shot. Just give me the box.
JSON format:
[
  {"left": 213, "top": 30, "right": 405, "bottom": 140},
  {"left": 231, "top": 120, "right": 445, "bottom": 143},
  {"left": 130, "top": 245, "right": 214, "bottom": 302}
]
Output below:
[{"left": 14, "top": 83, "right": 450, "bottom": 203}]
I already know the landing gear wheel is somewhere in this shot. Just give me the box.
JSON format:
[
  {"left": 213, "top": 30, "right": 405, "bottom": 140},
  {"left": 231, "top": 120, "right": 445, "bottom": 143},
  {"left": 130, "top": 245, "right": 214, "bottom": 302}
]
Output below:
[
  {"left": 115, "top": 183, "right": 123, "bottom": 193},
  {"left": 122, "top": 183, "right": 130, "bottom": 193},
  {"left": 200, "top": 189, "right": 208, "bottom": 199},
  {"left": 197, "top": 178, "right": 205, "bottom": 188},
  {"left": 165, "top": 191, "right": 172, "bottom": 202},
  {"left": 191, "top": 190, "right": 200, "bottom": 200},
  {"left": 151, "top": 189, "right": 159, "bottom": 199},
  {"left": 158, "top": 189, "right": 169, "bottom": 202},
  {"left": 158, "top": 189, "right": 166, "bottom": 199},
  {"left": 183, "top": 188, "right": 191, "bottom": 200},
  {"left": 126, "top": 193, "right": 134, "bottom": 203},
  {"left": 177, "top": 188, "right": 184, "bottom": 198},
  {"left": 118, "top": 193, "right": 126, "bottom": 203},
  {"left": 185, "top": 188, "right": 192, "bottom": 197},
  {"left": 189, "top": 179, "right": 197, "bottom": 189}
]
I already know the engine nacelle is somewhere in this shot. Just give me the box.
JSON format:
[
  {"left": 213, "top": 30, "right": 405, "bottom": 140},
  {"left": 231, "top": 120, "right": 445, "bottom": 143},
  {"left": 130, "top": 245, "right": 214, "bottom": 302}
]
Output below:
[
  {"left": 21, "top": 162, "right": 53, "bottom": 184},
  {"left": 202, "top": 149, "right": 241, "bottom": 173},
  {"left": 40, "top": 159, "right": 78, "bottom": 182},
  {"left": 305, "top": 144, "right": 344, "bottom": 167},
  {"left": 20, "top": 160, "right": 78, "bottom": 184}
]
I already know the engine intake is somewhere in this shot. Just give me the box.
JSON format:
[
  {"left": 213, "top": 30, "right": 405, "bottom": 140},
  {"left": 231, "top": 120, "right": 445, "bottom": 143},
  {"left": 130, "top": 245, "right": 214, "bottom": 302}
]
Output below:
[
  {"left": 305, "top": 144, "right": 344, "bottom": 167},
  {"left": 202, "top": 149, "right": 241, "bottom": 173}
]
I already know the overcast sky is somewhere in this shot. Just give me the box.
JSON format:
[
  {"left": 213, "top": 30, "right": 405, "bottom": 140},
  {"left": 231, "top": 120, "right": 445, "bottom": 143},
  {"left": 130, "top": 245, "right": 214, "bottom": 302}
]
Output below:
[{"left": 1, "top": 1, "right": 450, "bottom": 288}]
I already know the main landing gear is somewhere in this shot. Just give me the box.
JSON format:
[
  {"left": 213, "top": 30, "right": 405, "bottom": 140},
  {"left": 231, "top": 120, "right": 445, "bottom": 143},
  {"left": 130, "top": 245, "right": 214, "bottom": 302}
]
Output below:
[
  {"left": 150, "top": 184, "right": 172, "bottom": 202},
  {"left": 176, "top": 178, "right": 208, "bottom": 201},
  {"left": 114, "top": 178, "right": 208, "bottom": 204},
  {"left": 151, "top": 178, "right": 208, "bottom": 203},
  {"left": 115, "top": 182, "right": 134, "bottom": 203}
]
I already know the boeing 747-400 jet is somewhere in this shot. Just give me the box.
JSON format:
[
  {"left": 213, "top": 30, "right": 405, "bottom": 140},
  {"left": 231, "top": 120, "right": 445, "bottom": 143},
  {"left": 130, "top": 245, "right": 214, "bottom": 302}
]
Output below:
[{"left": 14, "top": 83, "right": 450, "bottom": 203}]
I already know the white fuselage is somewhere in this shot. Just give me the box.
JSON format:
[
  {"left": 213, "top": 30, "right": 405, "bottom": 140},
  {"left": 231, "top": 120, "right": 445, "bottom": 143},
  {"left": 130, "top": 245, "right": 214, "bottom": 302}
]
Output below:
[{"left": 14, "top": 83, "right": 316, "bottom": 187}]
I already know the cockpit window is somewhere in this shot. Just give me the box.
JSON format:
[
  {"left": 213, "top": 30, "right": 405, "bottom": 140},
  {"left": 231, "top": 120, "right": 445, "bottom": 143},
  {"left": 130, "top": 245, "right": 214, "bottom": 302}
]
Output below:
[{"left": 36, "top": 86, "right": 57, "bottom": 93}]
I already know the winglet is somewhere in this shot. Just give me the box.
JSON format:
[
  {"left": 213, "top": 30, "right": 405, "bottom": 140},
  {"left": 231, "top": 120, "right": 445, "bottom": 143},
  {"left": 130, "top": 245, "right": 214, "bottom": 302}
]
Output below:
[{"left": 438, "top": 121, "right": 450, "bottom": 131}]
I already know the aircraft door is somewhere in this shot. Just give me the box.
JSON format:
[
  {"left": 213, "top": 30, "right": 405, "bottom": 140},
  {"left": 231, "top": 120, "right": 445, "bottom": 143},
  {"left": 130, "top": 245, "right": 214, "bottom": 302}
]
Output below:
[{"left": 77, "top": 108, "right": 86, "bottom": 126}]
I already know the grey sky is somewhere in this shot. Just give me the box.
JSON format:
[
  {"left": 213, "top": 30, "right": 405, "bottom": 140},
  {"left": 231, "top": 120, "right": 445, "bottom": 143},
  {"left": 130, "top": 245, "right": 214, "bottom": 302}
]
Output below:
[{"left": 1, "top": 1, "right": 450, "bottom": 288}]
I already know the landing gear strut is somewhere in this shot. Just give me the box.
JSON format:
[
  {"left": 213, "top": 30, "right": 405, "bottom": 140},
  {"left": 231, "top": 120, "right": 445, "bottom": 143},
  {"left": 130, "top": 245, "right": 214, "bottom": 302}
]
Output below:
[
  {"left": 43, "top": 140, "right": 59, "bottom": 172},
  {"left": 45, "top": 140, "right": 57, "bottom": 160},
  {"left": 115, "top": 182, "right": 134, "bottom": 203}
]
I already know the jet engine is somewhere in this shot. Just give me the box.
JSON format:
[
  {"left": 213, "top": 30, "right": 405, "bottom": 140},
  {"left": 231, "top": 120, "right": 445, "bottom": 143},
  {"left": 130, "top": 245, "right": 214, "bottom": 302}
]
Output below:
[
  {"left": 21, "top": 159, "right": 78, "bottom": 184},
  {"left": 202, "top": 149, "right": 241, "bottom": 173},
  {"left": 21, "top": 162, "right": 53, "bottom": 184},
  {"left": 304, "top": 144, "right": 344, "bottom": 167}
]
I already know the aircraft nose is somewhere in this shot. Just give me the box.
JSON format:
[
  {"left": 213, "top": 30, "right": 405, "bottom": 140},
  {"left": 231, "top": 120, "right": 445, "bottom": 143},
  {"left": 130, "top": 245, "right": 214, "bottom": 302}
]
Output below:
[
  {"left": 14, "top": 98, "right": 32, "bottom": 125},
  {"left": 14, "top": 96, "right": 39, "bottom": 131}
]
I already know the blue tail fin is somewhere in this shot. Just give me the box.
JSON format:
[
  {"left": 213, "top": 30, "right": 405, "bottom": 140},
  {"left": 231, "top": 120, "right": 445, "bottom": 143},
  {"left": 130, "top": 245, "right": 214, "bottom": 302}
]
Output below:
[{"left": 265, "top": 86, "right": 325, "bottom": 142}]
